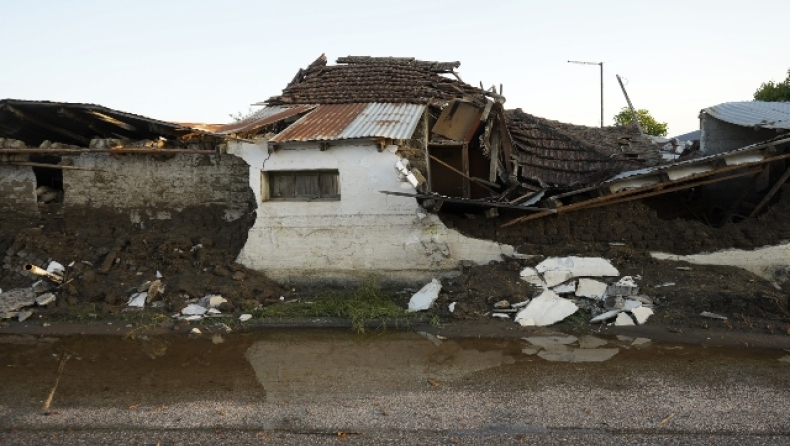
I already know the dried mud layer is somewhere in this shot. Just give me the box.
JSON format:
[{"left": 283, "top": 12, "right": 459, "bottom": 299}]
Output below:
[
  {"left": 0, "top": 204, "right": 286, "bottom": 322},
  {"left": 437, "top": 189, "right": 790, "bottom": 336}
]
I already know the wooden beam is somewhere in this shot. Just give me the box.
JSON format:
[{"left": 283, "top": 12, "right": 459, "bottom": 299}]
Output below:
[
  {"left": 8, "top": 162, "right": 106, "bottom": 172},
  {"left": 428, "top": 154, "right": 497, "bottom": 194},
  {"left": 86, "top": 110, "right": 137, "bottom": 131},
  {"left": 5, "top": 105, "right": 91, "bottom": 144},
  {"left": 748, "top": 164, "right": 790, "bottom": 218}
]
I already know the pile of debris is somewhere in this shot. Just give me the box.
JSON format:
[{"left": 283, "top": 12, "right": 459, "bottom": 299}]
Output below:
[{"left": 0, "top": 261, "right": 65, "bottom": 322}]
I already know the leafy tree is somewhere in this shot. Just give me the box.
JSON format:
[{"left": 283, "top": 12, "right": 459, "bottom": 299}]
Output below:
[
  {"left": 613, "top": 107, "right": 668, "bottom": 137},
  {"left": 753, "top": 69, "right": 790, "bottom": 102}
]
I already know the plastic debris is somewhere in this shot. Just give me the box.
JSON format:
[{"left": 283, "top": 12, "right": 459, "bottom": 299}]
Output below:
[
  {"left": 408, "top": 279, "right": 442, "bottom": 312},
  {"left": 514, "top": 290, "right": 578, "bottom": 327},
  {"left": 575, "top": 279, "right": 608, "bottom": 299},
  {"left": 239, "top": 314, "right": 252, "bottom": 322}
]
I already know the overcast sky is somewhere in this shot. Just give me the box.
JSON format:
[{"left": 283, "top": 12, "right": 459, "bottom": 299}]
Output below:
[{"left": 2, "top": 0, "right": 788, "bottom": 135}]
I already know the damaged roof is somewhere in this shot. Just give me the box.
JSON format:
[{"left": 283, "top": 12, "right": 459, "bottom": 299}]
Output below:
[
  {"left": 270, "top": 103, "right": 425, "bottom": 143},
  {"left": 702, "top": 101, "right": 790, "bottom": 130},
  {"left": 0, "top": 99, "right": 214, "bottom": 147},
  {"left": 505, "top": 108, "right": 660, "bottom": 188},
  {"left": 265, "top": 54, "right": 486, "bottom": 106},
  {"left": 215, "top": 105, "right": 317, "bottom": 135}
]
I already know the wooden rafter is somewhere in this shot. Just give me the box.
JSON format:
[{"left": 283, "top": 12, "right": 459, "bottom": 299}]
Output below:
[{"left": 5, "top": 105, "right": 91, "bottom": 144}]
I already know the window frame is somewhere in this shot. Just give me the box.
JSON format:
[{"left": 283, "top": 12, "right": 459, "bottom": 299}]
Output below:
[{"left": 264, "top": 169, "right": 341, "bottom": 202}]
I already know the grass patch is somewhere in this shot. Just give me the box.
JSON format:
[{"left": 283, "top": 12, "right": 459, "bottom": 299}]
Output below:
[{"left": 252, "top": 279, "right": 414, "bottom": 332}]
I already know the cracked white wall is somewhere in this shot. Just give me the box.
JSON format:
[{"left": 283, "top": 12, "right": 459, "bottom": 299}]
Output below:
[{"left": 228, "top": 140, "right": 513, "bottom": 284}]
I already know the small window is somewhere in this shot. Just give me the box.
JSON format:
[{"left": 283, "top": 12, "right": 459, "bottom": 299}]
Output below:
[{"left": 269, "top": 170, "right": 340, "bottom": 201}]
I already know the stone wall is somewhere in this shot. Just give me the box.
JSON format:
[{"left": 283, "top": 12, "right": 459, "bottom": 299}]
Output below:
[
  {"left": 0, "top": 165, "right": 38, "bottom": 217},
  {"left": 64, "top": 153, "right": 254, "bottom": 222}
]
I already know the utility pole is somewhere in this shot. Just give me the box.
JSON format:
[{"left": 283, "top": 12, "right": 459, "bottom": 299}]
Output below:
[
  {"left": 615, "top": 74, "right": 643, "bottom": 135},
  {"left": 568, "top": 60, "right": 603, "bottom": 128}
]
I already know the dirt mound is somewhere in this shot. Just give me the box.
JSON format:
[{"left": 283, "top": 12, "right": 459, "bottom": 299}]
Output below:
[{"left": 0, "top": 205, "right": 285, "bottom": 319}]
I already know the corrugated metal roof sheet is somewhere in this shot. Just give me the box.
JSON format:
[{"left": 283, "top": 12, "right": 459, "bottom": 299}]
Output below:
[
  {"left": 269, "top": 103, "right": 424, "bottom": 143},
  {"left": 216, "top": 105, "right": 316, "bottom": 135},
  {"left": 704, "top": 101, "right": 790, "bottom": 130}
]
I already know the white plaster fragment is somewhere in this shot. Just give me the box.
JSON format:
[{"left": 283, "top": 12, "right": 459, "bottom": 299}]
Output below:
[
  {"left": 183, "top": 315, "right": 203, "bottom": 321},
  {"left": 36, "top": 293, "right": 56, "bottom": 306},
  {"left": 491, "top": 313, "right": 510, "bottom": 319},
  {"left": 514, "top": 290, "right": 578, "bottom": 327},
  {"left": 622, "top": 300, "right": 642, "bottom": 312},
  {"left": 700, "top": 311, "right": 727, "bottom": 320},
  {"left": 190, "top": 328, "right": 202, "bottom": 335},
  {"left": 552, "top": 281, "right": 577, "bottom": 294},
  {"left": 407, "top": 279, "right": 442, "bottom": 312},
  {"left": 448, "top": 302, "right": 457, "bottom": 313},
  {"left": 511, "top": 300, "right": 530, "bottom": 309},
  {"left": 590, "top": 309, "right": 620, "bottom": 323},
  {"left": 181, "top": 304, "right": 208, "bottom": 316},
  {"left": 239, "top": 314, "right": 253, "bottom": 322},
  {"left": 630, "top": 306, "right": 654, "bottom": 325},
  {"left": 575, "top": 279, "right": 608, "bottom": 299},
  {"left": 46, "top": 261, "right": 65, "bottom": 275},
  {"left": 519, "top": 267, "right": 545, "bottom": 287},
  {"left": 536, "top": 256, "right": 619, "bottom": 278},
  {"left": 615, "top": 313, "right": 636, "bottom": 326},
  {"left": 543, "top": 270, "right": 573, "bottom": 287},
  {"left": 127, "top": 292, "right": 147, "bottom": 308}
]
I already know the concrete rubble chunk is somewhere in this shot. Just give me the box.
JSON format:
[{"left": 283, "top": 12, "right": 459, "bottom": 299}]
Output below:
[
  {"left": 239, "top": 314, "right": 253, "bottom": 322},
  {"left": 630, "top": 306, "right": 654, "bottom": 325},
  {"left": 18, "top": 310, "right": 33, "bottom": 322},
  {"left": 514, "top": 290, "right": 578, "bottom": 327},
  {"left": 36, "top": 293, "right": 56, "bottom": 306},
  {"left": 407, "top": 279, "right": 442, "bottom": 312},
  {"left": 519, "top": 267, "right": 545, "bottom": 287},
  {"left": 1, "top": 289, "right": 37, "bottom": 314},
  {"left": 552, "top": 281, "right": 577, "bottom": 294},
  {"left": 127, "top": 292, "right": 147, "bottom": 308},
  {"left": 590, "top": 309, "right": 620, "bottom": 323},
  {"left": 181, "top": 304, "right": 208, "bottom": 316},
  {"left": 700, "top": 311, "right": 727, "bottom": 320},
  {"left": 575, "top": 279, "right": 608, "bottom": 299},
  {"left": 607, "top": 276, "right": 639, "bottom": 297},
  {"left": 615, "top": 313, "right": 636, "bottom": 326},
  {"left": 536, "top": 256, "right": 619, "bottom": 278}
]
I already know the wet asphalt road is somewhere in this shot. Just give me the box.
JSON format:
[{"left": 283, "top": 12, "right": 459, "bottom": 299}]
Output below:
[{"left": 0, "top": 329, "right": 789, "bottom": 445}]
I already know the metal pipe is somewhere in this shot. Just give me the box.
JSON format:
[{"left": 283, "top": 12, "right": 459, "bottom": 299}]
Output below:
[{"left": 23, "top": 264, "right": 63, "bottom": 283}]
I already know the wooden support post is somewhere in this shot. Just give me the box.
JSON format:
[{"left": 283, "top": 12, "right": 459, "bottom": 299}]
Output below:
[
  {"left": 462, "top": 143, "right": 470, "bottom": 198},
  {"left": 748, "top": 164, "right": 790, "bottom": 218}
]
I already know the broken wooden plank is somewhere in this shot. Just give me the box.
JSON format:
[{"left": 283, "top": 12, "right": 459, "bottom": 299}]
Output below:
[
  {"left": 379, "top": 191, "right": 549, "bottom": 212},
  {"left": 748, "top": 164, "right": 790, "bottom": 218},
  {"left": 428, "top": 154, "right": 498, "bottom": 193}
]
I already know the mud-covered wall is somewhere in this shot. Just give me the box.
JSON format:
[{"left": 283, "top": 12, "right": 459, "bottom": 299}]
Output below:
[
  {"left": 63, "top": 153, "right": 254, "bottom": 222},
  {"left": 0, "top": 165, "right": 38, "bottom": 216}
]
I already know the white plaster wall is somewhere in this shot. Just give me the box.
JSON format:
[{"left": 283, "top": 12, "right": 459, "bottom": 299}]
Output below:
[{"left": 228, "top": 140, "right": 514, "bottom": 284}]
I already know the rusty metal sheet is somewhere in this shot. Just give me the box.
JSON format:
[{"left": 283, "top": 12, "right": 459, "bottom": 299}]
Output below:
[
  {"left": 216, "top": 105, "right": 316, "bottom": 135},
  {"left": 269, "top": 103, "right": 368, "bottom": 143},
  {"left": 432, "top": 100, "right": 483, "bottom": 142},
  {"left": 338, "top": 103, "right": 424, "bottom": 140}
]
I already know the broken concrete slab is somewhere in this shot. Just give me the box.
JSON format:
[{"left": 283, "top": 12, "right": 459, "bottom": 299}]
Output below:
[
  {"left": 590, "top": 309, "right": 621, "bottom": 323},
  {"left": 514, "top": 290, "right": 578, "bottom": 327},
  {"left": 0, "top": 289, "right": 36, "bottom": 314},
  {"left": 578, "top": 335, "right": 608, "bottom": 349},
  {"left": 630, "top": 306, "right": 654, "bottom": 325},
  {"left": 35, "top": 293, "right": 56, "bottom": 306},
  {"left": 408, "top": 278, "right": 442, "bottom": 312},
  {"left": 700, "top": 311, "right": 728, "bottom": 320},
  {"left": 615, "top": 313, "right": 636, "bottom": 326},
  {"left": 535, "top": 256, "right": 619, "bottom": 279},
  {"left": 576, "top": 279, "right": 608, "bottom": 299}
]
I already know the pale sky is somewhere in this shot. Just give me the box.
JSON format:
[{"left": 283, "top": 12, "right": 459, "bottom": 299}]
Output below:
[{"left": 2, "top": 0, "right": 788, "bottom": 136}]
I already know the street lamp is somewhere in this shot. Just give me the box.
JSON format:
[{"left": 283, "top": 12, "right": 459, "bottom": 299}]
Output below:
[{"left": 568, "top": 60, "right": 603, "bottom": 128}]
